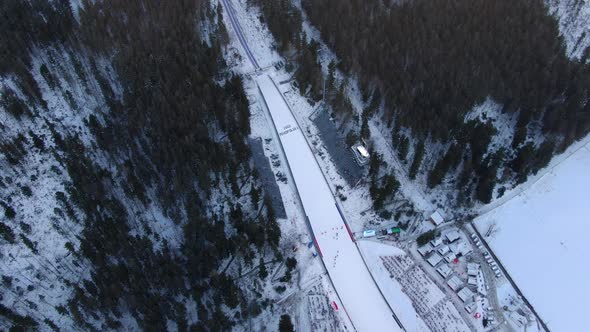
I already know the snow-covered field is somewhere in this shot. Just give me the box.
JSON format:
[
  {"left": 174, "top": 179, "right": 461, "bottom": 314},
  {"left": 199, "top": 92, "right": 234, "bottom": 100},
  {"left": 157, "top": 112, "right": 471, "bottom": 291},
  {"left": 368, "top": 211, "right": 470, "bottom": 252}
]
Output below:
[
  {"left": 475, "top": 136, "right": 590, "bottom": 331},
  {"left": 357, "top": 240, "right": 431, "bottom": 331},
  {"left": 547, "top": 0, "right": 590, "bottom": 61},
  {"left": 257, "top": 74, "right": 402, "bottom": 332}
]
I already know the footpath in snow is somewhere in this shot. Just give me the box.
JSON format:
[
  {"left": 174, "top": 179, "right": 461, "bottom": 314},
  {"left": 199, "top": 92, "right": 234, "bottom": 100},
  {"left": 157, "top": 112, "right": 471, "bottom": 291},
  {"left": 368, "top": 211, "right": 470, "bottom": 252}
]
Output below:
[
  {"left": 256, "top": 74, "right": 402, "bottom": 332},
  {"left": 475, "top": 137, "right": 590, "bottom": 331}
]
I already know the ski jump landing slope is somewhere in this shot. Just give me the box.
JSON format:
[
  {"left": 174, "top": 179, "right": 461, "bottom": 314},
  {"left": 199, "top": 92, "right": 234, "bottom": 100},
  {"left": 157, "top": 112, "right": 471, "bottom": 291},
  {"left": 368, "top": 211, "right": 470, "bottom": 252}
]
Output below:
[{"left": 257, "top": 75, "right": 402, "bottom": 332}]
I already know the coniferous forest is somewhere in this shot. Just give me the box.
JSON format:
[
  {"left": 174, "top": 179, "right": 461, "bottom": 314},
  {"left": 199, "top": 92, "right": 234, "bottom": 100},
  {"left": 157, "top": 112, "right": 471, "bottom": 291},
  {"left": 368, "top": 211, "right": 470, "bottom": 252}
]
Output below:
[
  {"left": 303, "top": 0, "right": 589, "bottom": 140},
  {"left": 1, "top": 0, "right": 590, "bottom": 330},
  {"left": 1, "top": 0, "right": 282, "bottom": 330},
  {"left": 257, "top": 0, "right": 590, "bottom": 204}
]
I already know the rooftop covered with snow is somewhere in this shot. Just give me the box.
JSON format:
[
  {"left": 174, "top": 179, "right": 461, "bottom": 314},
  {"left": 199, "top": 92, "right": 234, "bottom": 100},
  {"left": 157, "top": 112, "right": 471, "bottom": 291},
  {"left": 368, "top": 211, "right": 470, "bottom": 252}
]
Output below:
[
  {"left": 447, "top": 275, "right": 463, "bottom": 291},
  {"left": 436, "top": 264, "right": 453, "bottom": 278},
  {"left": 457, "top": 287, "right": 474, "bottom": 302},
  {"left": 426, "top": 253, "right": 443, "bottom": 267},
  {"left": 430, "top": 210, "right": 445, "bottom": 225},
  {"left": 417, "top": 244, "right": 433, "bottom": 257},
  {"left": 444, "top": 230, "right": 461, "bottom": 243}
]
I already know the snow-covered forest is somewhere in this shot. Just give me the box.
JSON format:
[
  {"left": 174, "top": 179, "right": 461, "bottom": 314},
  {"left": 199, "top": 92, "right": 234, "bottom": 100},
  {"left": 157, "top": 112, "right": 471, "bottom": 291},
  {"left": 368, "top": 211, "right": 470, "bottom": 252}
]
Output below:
[
  {"left": 1, "top": 0, "right": 589, "bottom": 330},
  {"left": 254, "top": 0, "right": 590, "bottom": 212},
  {"left": 0, "top": 1, "right": 294, "bottom": 330}
]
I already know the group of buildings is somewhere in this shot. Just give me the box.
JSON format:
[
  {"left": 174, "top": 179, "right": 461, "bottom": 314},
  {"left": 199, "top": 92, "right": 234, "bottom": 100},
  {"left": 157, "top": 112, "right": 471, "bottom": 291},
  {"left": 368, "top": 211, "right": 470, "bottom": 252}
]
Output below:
[
  {"left": 419, "top": 230, "right": 473, "bottom": 268},
  {"left": 418, "top": 229, "right": 486, "bottom": 309}
]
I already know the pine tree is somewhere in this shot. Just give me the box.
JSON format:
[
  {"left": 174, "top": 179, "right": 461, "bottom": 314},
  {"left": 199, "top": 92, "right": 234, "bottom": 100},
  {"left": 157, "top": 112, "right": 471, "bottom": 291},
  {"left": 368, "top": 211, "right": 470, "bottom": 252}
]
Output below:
[
  {"left": 368, "top": 153, "right": 382, "bottom": 178},
  {"left": 512, "top": 125, "right": 527, "bottom": 149},
  {"left": 360, "top": 115, "right": 370, "bottom": 139},
  {"left": 279, "top": 314, "right": 294, "bottom": 332},
  {"left": 258, "top": 257, "right": 268, "bottom": 280},
  {"left": 397, "top": 136, "right": 409, "bottom": 161},
  {"left": 1, "top": 201, "right": 16, "bottom": 219},
  {"left": 417, "top": 230, "right": 436, "bottom": 246},
  {"left": 286, "top": 257, "right": 297, "bottom": 271},
  {"left": 409, "top": 140, "right": 425, "bottom": 180},
  {"left": 0, "top": 222, "right": 15, "bottom": 243},
  {"left": 427, "top": 144, "right": 461, "bottom": 188}
]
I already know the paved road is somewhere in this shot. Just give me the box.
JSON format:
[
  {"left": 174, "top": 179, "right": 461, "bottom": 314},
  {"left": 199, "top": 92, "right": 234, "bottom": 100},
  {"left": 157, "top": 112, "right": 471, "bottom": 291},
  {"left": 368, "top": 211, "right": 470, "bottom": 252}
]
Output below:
[
  {"left": 220, "top": 0, "right": 260, "bottom": 69},
  {"left": 459, "top": 226, "right": 514, "bottom": 332},
  {"left": 470, "top": 223, "right": 550, "bottom": 332}
]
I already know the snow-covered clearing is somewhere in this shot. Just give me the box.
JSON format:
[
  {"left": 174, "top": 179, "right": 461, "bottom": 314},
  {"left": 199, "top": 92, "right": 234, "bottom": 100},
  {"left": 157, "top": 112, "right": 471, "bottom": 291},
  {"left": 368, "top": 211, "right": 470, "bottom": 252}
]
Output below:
[
  {"left": 368, "top": 118, "right": 435, "bottom": 214},
  {"left": 464, "top": 98, "right": 518, "bottom": 157},
  {"left": 546, "top": 0, "right": 590, "bottom": 61},
  {"left": 257, "top": 74, "right": 402, "bottom": 331},
  {"left": 475, "top": 135, "right": 590, "bottom": 331},
  {"left": 0, "top": 48, "right": 120, "bottom": 329},
  {"left": 357, "top": 240, "right": 430, "bottom": 332}
]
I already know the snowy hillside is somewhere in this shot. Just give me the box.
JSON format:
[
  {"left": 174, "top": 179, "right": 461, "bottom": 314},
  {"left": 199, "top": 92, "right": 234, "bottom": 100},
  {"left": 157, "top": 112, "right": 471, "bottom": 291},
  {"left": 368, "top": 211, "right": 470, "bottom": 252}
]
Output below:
[
  {"left": 0, "top": 0, "right": 306, "bottom": 330},
  {"left": 288, "top": 0, "right": 590, "bottom": 225},
  {"left": 1, "top": 0, "right": 589, "bottom": 330},
  {"left": 0, "top": 47, "right": 125, "bottom": 329},
  {"left": 547, "top": 0, "right": 590, "bottom": 61}
]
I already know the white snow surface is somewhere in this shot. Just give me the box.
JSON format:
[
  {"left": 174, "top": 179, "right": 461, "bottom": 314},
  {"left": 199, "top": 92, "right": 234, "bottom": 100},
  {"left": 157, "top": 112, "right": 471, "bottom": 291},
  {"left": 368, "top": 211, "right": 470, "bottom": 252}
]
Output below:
[
  {"left": 475, "top": 136, "right": 590, "bottom": 331},
  {"left": 357, "top": 240, "right": 430, "bottom": 332},
  {"left": 0, "top": 48, "right": 122, "bottom": 329},
  {"left": 546, "top": 0, "right": 590, "bottom": 61},
  {"left": 256, "top": 74, "right": 402, "bottom": 332}
]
